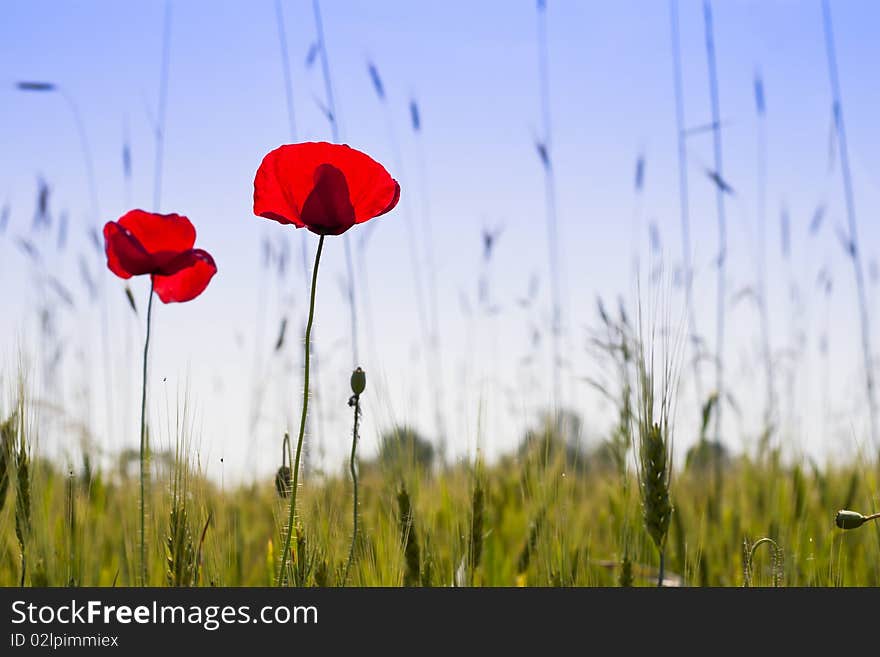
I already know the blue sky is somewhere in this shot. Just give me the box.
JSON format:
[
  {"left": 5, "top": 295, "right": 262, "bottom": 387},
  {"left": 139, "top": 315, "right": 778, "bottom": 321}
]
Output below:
[{"left": 2, "top": 1, "right": 880, "bottom": 479}]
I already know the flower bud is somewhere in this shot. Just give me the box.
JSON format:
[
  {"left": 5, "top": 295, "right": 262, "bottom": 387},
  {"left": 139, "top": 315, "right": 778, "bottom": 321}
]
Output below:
[
  {"left": 351, "top": 367, "right": 366, "bottom": 396},
  {"left": 275, "top": 466, "right": 291, "bottom": 499},
  {"left": 835, "top": 510, "right": 866, "bottom": 530}
]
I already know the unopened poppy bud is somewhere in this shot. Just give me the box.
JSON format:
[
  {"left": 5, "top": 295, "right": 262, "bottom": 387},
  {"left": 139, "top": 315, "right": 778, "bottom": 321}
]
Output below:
[
  {"left": 351, "top": 367, "right": 366, "bottom": 396},
  {"left": 275, "top": 465, "right": 292, "bottom": 499},
  {"left": 835, "top": 510, "right": 866, "bottom": 530}
]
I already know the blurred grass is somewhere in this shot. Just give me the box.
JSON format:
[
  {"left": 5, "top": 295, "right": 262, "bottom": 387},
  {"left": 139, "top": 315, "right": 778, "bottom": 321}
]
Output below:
[{"left": 1, "top": 421, "right": 877, "bottom": 587}]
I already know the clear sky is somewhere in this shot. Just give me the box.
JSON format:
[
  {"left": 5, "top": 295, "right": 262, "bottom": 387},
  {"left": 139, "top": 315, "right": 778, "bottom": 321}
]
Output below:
[{"left": 2, "top": 1, "right": 880, "bottom": 481}]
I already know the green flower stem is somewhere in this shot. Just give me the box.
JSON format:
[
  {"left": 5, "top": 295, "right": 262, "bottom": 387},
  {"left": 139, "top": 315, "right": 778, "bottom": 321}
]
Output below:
[
  {"left": 277, "top": 234, "right": 324, "bottom": 586},
  {"left": 343, "top": 393, "right": 361, "bottom": 585},
  {"left": 139, "top": 279, "right": 155, "bottom": 587}
]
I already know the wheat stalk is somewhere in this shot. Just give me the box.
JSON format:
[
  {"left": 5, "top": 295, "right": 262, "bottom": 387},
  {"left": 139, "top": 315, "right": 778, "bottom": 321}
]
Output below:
[
  {"left": 14, "top": 412, "right": 31, "bottom": 587},
  {"left": 632, "top": 285, "right": 682, "bottom": 587},
  {"left": 516, "top": 507, "right": 546, "bottom": 578},
  {"left": 166, "top": 444, "right": 195, "bottom": 587},
  {"left": 65, "top": 470, "right": 78, "bottom": 586},
  {"left": 397, "top": 484, "right": 420, "bottom": 587},
  {"left": 468, "top": 478, "right": 484, "bottom": 585}
]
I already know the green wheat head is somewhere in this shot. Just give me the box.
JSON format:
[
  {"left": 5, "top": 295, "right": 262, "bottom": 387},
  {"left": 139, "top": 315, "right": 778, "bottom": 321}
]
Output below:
[
  {"left": 639, "top": 420, "right": 672, "bottom": 550},
  {"left": 0, "top": 411, "right": 15, "bottom": 512}
]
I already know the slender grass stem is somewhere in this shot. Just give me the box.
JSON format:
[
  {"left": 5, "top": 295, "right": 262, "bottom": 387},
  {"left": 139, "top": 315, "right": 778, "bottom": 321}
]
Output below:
[
  {"left": 754, "top": 72, "right": 776, "bottom": 444},
  {"left": 413, "top": 129, "right": 447, "bottom": 451},
  {"left": 669, "top": 0, "right": 703, "bottom": 402},
  {"left": 356, "top": 248, "right": 378, "bottom": 377},
  {"left": 342, "top": 238, "right": 359, "bottom": 365},
  {"left": 343, "top": 393, "right": 360, "bottom": 584},
  {"left": 370, "top": 74, "right": 437, "bottom": 444},
  {"left": 153, "top": 1, "right": 172, "bottom": 212},
  {"left": 277, "top": 235, "right": 324, "bottom": 586},
  {"left": 658, "top": 548, "right": 665, "bottom": 588},
  {"left": 536, "top": 0, "right": 562, "bottom": 409},
  {"left": 313, "top": 0, "right": 340, "bottom": 139},
  {"left": 312, "top": 0, "right": 359, "bottom": 367},
  {"left": 275, "top": 0, "right": 298, "bottom": 141},
  {"left": 138, "top": 280, "right": 155, "bottom": 587},
  {"left": 57, "top": 91, "right": 99, "bottom": 223},
  {"left": 821, "top": 0, "right": 877, "bottom": 451},
  {"left": 703, "top": 0, "right": 726, "bottom": 473}
]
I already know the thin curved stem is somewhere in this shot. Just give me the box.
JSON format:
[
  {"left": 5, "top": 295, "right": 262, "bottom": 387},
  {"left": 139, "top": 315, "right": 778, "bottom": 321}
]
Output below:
[
  {"left": 139, "top": 280, "right": 155, "bottom": 586},
  {"left": 343, "top": 394, "right": 361, "bottom": 584},
  {"left": 277, "top": 235, "right": 324, "bottom": 586}
]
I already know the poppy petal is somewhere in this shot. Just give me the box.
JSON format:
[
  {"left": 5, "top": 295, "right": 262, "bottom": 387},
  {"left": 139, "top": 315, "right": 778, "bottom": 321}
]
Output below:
[
  {"left": 300, "top": 164, "right": 356, "bottom": 235},
  {"left": 253, "top": 142, "right": 399, "bottom": 235},
  {"left": 118, "top": 209, "right": 196, "bottom": 253},
  {"left": 103, "top": 221, "right": 158, "bottom": 278},
  {"left": 365, "top": 179, "right": 401, "bottom": 223},
  {"left": 151, "top": 249, "right": 217, "bottom": 303},
  {"left": 342, "top": 157, "right": 400, "bottom": 224},
  {"left": 253, "top": 147, "right": 309, "bottom": 229}
]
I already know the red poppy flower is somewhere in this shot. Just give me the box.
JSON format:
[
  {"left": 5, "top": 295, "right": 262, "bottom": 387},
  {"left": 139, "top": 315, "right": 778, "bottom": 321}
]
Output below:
[
  {"left": 253, "top": 141, "right": 400, "bottom": 236},
  {"left": 103, "top": 210, "right": 217, "bottom": 303}
]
